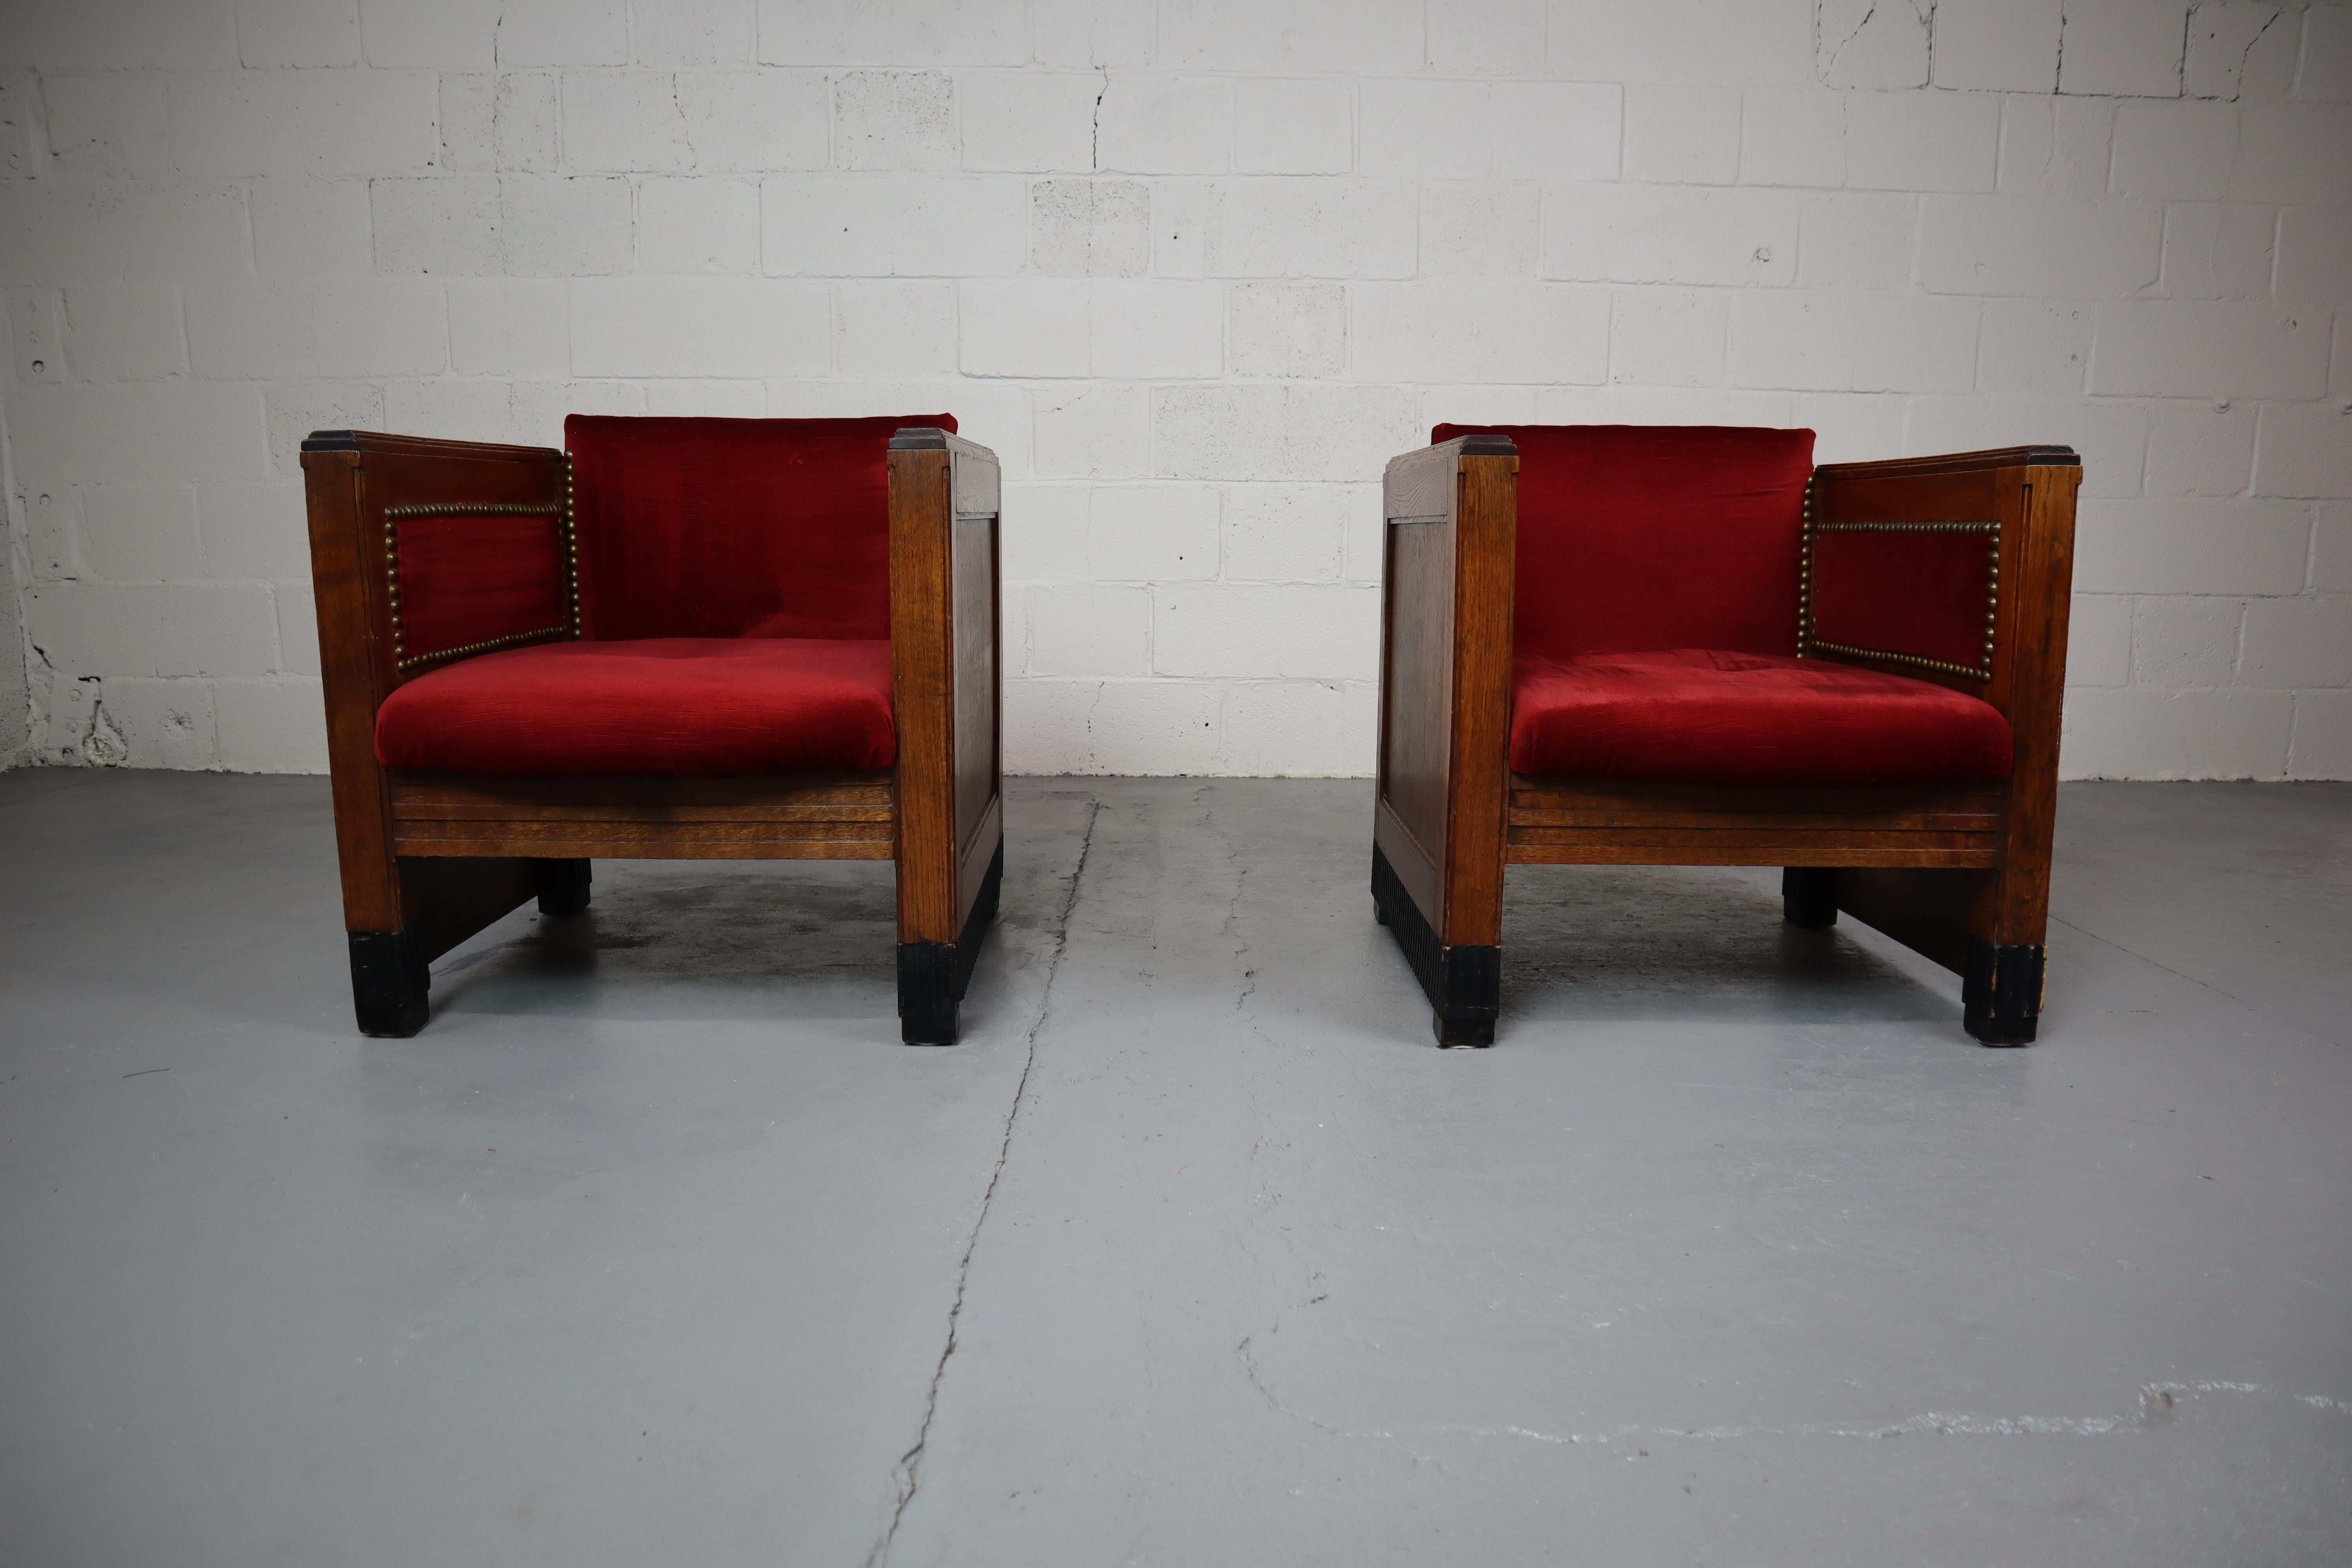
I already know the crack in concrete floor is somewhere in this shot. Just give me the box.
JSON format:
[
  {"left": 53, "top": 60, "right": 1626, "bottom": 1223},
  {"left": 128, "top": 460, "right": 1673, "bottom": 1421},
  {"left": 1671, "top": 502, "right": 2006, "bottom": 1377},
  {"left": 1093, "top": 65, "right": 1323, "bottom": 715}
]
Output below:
[{"left": 868, "top": 797, "right": 1103, "bottom": 1568}]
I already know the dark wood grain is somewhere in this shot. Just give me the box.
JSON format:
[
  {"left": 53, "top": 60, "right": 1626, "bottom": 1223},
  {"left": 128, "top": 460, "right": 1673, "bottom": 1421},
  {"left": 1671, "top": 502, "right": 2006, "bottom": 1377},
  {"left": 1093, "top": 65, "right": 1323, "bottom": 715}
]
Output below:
[
  {"left": 1376, "top": 515, "right": 1455, "bottom": 913},
  {"left": 388, "top": 770, "right": 896, "bottom": 857},
  {"left": 1441, "top": 449, "right": 1515, "bottom": 949},
  {"left": 1376, "top": 436, "right": 1518, "bottom": 938},
  {"left": 390, "top": 772, "right": 890, "bottom": 810},
  {"left": 302, "top": 443, "right": 403, "bottom": 933},
  {"left": 889, "top": 429, "right": 1003, "bottom": 949},
  {"left": 1814, "top": 445, "right": 2079, "bottom": 481}
]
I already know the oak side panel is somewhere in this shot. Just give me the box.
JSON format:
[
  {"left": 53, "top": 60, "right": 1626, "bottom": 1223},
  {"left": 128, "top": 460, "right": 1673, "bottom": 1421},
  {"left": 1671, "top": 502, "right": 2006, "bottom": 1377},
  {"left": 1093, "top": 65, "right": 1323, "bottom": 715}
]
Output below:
[
  {"left": 1440, "top": 452, "right": 1516, "bottom": 949},
  {"left": 1379, "top": 518, "right": 1457, "bottom": 884},
  {"left": 950, "top": 505, "right": 1002, "bottom": 930},
  {"left": 890, "top": 445, "right": 959, "bottom": 945},
  {"left": 303, "top": 448, "right": 403, "bottom": 931},
  {"left": 1975, "top": 463, "right": 2079, "bottom": 944}
]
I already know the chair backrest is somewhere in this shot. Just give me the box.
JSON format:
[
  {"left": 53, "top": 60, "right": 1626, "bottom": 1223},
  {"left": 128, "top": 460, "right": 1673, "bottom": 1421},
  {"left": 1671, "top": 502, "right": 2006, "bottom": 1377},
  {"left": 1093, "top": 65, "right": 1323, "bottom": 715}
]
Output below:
[
  {"left": 566, "top": 414, "right": 956, "bottom": 641},
  {"left": 1432, "top": 423, "right": 1815, "bottom": 657}
]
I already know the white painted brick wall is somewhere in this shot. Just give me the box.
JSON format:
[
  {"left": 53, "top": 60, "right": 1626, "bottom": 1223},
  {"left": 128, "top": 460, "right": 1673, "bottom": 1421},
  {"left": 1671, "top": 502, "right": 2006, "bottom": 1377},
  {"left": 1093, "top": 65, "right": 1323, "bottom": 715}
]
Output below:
[{"left": 1, "top": 0, "right": 2347, "bottom": 779}]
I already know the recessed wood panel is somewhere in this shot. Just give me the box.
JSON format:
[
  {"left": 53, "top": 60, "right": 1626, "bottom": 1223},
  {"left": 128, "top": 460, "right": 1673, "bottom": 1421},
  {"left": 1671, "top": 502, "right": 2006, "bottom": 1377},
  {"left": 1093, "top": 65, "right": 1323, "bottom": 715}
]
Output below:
[{"left": 1380, "top": 518, "right": 1455, "bottom": 874}]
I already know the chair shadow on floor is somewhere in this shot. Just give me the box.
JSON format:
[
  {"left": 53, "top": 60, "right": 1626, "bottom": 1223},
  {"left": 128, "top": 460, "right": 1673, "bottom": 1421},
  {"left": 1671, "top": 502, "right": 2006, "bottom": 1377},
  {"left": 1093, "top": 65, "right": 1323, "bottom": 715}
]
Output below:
[
  {"left": 1501, "top": 864, "right": 1957, "bottom": 1025},
  {"left": 429, "top": 861, "right": 900, "bottom": 1022}
]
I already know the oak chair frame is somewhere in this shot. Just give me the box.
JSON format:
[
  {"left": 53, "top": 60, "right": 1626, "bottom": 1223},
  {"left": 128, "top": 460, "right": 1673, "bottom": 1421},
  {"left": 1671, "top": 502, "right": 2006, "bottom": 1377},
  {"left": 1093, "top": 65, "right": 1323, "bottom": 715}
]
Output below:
[
  {"left": 1371, "top": 436, "right": 2082, "bottom": 1049},
  {"left": 300, "top": 425, "right": 1003, "bottom": 1045}
]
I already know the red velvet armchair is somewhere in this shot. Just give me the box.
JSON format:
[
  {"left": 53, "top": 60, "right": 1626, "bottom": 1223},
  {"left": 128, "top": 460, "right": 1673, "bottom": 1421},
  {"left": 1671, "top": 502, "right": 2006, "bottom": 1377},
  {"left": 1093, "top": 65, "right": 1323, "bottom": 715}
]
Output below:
[
  {"left": 1372, "top": 425, "right": 2081, "bottom": 1048},
  {"left": 301, "top": 416, "right": 1003, "bottom": 1045}
]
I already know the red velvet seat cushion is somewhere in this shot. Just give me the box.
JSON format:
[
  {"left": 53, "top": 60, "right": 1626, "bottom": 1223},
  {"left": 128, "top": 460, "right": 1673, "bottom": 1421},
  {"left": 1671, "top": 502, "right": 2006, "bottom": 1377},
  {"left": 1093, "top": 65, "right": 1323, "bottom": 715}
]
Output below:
[
  {"left": 375, "top": 639, "right": 896, "bottom": 776},
  {"left": 1512, "top": 649, "right": 2013, "bottom": 786}
]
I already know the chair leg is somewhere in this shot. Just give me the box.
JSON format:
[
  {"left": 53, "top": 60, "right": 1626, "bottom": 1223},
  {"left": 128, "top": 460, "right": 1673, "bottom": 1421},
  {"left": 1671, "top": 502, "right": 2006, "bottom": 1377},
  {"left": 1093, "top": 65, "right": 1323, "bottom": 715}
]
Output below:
[
  {"left": 1963, "top": 937, "right": 2044, "bottom": 1046},
  {"left": 897, "top": 840, "right": 1005, "bottom": 1045},
  {"left": 1782, "top": 867, "right": 1838, "bottom": 928},
  {"left": 536, "top": 858, "right": 592, "bottom": 917},
  {"left": 348, "top": 931, "right": 429, "bottom": 1038},
  {"left": 1372, "top": 844, "right": 1499, "bottom": 1048}
]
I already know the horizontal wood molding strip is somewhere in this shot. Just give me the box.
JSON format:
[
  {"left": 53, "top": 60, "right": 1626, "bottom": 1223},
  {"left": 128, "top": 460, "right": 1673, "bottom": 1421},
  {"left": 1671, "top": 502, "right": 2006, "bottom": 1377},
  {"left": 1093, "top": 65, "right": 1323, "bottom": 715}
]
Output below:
[
  {"left": 1508, "top": 825, "right": 1997, "bottom": 850},
  {"left": 1506, "top": 843, "right": 2000, "bottom": 869},
  {"left": 1508, "top": 778, "right": 2001, "bottom": 820},
  {"left": 394, "top": 802, "right": 894, "bottom": 825},
  {"left": 389, "top": 773, "right": 890, "bottom": 808},
  {"left": 305, "top": 429, "right": 562, "bottom": 461},
  {"left": 1509, "top": 806, "right": 2000, "bottom": 833},
  {"left": 394, "top": 819, "right": 893, "bottom": 853},
  {"left": 395, "top": 835, "right": 897, "bottom": 862},
  {"left": 1814, "top": 445, "right": 2080, "bottom": 481}
]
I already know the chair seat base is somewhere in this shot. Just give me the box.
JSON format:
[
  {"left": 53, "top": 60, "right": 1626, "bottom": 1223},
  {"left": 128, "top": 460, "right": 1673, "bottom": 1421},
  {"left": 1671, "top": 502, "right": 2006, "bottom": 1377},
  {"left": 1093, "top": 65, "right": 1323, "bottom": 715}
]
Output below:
[
  {"left": 1371, "top": 844, "right": 1498, "bottom": 1048},
  {"left": 898, "top": 839, "right": 1005, "bottom": 1045}
]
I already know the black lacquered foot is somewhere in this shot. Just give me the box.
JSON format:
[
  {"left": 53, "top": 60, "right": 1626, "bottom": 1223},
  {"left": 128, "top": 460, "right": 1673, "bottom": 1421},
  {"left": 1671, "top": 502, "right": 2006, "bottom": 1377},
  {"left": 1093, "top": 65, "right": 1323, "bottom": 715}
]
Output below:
[
  {"left": 349, "top": 930, "right": 428, "bottom": 1038},
  {"left": 1963, "top": 937, "right": 2045, "bottom": 1046},
  {"left": 1434, "top": 1011, "right": 1494, "bottom": 1048},
  {"left": 1782, "top": 866, "right": 1837, "bottom": 928},
  {"left": 537, "top": 858, "right": 592, "bottom": 918},
  {"left": 897, "top": 842, "right": 1005, "bottom": 1045},
  {"left": 1374, "top": 845, "right": 1500, "bottom": 1048},
  {"left": 897, "top": 942, "right": 959, "bottom": 1045}
]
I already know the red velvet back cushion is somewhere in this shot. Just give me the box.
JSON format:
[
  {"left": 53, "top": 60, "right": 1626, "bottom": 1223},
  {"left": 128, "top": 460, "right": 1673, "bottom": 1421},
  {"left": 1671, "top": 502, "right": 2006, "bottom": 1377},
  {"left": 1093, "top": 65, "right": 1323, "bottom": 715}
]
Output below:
[
  {"left": 1431, "top": 424, "right": 1815, "bottom": 657},
  {"left": 566, "top": 414, "right": 955, "bottom": 641}
]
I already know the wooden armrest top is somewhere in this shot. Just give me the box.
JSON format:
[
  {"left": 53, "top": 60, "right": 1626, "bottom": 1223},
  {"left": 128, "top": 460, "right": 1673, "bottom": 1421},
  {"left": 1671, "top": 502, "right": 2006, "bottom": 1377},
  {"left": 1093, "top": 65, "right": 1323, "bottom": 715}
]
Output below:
[
  {"left": 889, "top": 426, "right": 1000, "bottom": 519},
  {"left": 1384, "top": 432, "right": 1517, "bottom": 475},
  {"left": 888, "top": 426, "right": 998, "bottom": 465},
  {"left": 1385, "top": 434, "right": 1517, "bottom": 522},
  {"left": 1815, "top": 445, "right": 2080, "bottom": 481},
  {"left": 301, "top": 429, "right": 562, "bottom": 463}
]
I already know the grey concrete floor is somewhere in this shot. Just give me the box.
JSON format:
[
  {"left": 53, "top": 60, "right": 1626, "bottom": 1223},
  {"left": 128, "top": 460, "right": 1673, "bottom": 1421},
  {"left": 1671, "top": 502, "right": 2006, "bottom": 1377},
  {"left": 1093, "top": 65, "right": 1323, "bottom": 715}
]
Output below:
[{"left": 2, "top": 773, "right": 2348, "bottom": 1566}]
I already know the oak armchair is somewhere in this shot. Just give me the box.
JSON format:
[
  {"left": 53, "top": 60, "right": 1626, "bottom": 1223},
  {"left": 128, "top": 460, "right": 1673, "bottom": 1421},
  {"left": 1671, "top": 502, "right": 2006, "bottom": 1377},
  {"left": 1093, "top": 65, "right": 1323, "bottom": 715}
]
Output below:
[
  {"left": 1371, "top": 425, "right": 2080, "bottom": 1048},
  {"left": 301, "top": 416, "right": 1004, "bottom": 1045}
]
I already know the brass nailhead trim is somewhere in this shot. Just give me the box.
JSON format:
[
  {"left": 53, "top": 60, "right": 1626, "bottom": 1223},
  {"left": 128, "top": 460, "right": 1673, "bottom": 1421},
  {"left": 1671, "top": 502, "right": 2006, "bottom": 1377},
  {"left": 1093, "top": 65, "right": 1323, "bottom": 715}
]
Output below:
[
  {"left": 385, "top": 497, "right": 577, "bottom": 673},
  {"left": 1796, "top": 475, "right": 1816, "bottom": 652},
  {"left": 1807, "top": 640, "right": 1994, "bottom": 682},
  {"left": 563, "top": 453, "right": 582, "bottom": 638},
  {"left": 385, "top": 503, "right": 562, "bottom": 519},
  {"left": 1795, "top": 497, "right": 2001, "bottom": 683}
]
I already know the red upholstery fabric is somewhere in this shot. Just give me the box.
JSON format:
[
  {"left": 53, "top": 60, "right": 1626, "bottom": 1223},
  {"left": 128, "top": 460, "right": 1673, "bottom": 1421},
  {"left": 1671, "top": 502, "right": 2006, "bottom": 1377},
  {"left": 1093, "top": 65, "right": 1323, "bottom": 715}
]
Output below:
[
  {"left": 566, "top": 414, "right": 955, "bottom": 642},
  {"left": 1431, "top": 423, "right": 1814, "bottom": 657},
  {"left": 376, "top": 639, "right": 896, "bottom": 776},
  {"left": 1511, "top": 649, "right": 2013, "bottom": 785},
  {"left": 1810, "top": 527, "right": 1996, "bottom": 673},
  {"left": 395, "top": 511, "right": 565, "bottom": 661}
]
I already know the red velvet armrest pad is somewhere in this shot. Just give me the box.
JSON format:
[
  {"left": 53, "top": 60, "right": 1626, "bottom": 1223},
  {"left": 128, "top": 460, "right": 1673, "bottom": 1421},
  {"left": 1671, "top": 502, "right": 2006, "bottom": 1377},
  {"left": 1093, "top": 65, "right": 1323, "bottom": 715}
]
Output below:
[
  {"left": 394, "top": 512, "right": 566, "bottom": 661},
  {"left": 1809, "top": 528, "right": 1996, "bottom": 673}
]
